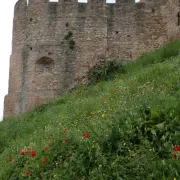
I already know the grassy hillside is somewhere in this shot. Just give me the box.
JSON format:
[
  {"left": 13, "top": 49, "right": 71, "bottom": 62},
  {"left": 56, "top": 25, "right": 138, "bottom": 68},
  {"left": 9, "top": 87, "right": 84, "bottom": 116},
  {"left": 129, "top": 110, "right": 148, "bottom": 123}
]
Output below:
[{"left": 1, "top": 41, "right": 180, "bottom": 179}]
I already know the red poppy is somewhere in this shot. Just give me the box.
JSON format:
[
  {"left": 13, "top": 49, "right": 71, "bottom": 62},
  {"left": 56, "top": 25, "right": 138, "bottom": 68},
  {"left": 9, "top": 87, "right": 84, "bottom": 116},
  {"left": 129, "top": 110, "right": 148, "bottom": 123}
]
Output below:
[
  {"left": 20, "top": 151, "right": 25, "bottom": 156},
  {"left": 83, "top": 132, "right": 89, "bottom": 138},
  {"left": 104, "top": 96, "right": 107, "bottom": 99},
  {"left": 31, "top": 150, "right": 36, "bottom": 157},
  {"left": 43, "top": 157, "right": 47, "bottom": 161},
  {"left": 60, "top": 162, "right": 64, "bottom": 166},
  {"left": 172, "top": 154, "right": 177, "bottom": 159},
  {"left": 64, "top": 129, "right": 67, "bottom": 133},
  {"left": 9, "top": 158, "right": 13, "bottom": 162},
  {"left": 42, "top": 161, "right": 46, "bottom": 165},
  {"left": 173, "top": 146, "right": 180, "bottom": 152},
  {"left": 44, "top": 147, "right": 48, "bottom": 151},
  {"left": 132, "top": 83, "right": 136, "bottom": 87},
  {"left": 25, "top": 171, "right": 30, "bottom": 176},
  {"left": 88, "top": 64, "right": 90, "bottom": 69},
  {"left": 169, "top": 88, "right": 173, "bottom": 91},
  {"left": 64, "top": 139, "right": 68, "bottom": 143}
]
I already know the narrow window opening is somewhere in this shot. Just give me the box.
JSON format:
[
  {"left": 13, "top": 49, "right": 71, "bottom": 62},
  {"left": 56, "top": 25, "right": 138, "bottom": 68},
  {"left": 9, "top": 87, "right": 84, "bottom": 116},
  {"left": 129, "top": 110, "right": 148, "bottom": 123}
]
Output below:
[
  {"left": 152, "top": 8, "right": 155, "bottom": 13},
  {"left": 178, "top": 12, "right": 180, "bottom": 26},
  {"left": 116, "top": 31, "right": 119, "bottom": 34},
  {"left": 44, "top": 65, "right": 49, "bottom": 73},
  {"left": 106, "top": 0, "right": 116, "bottom": 3},
  {"left": 78, "top": 0, "right": 88, "bottom": 3},
  {"left": 36, "top": 57, "right": 54, "bottom": 75},
  {"left": 30, "top": 18, "right": 33, "bottom": 22},
  {"left": 30, "top": 47, "right": 32, "bottom": 50}
]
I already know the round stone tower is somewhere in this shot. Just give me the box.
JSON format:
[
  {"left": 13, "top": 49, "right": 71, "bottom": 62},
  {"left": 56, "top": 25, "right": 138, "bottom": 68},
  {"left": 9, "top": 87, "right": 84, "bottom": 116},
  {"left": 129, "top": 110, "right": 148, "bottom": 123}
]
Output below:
[{"left": 4, "top": 0, "right": 80, "bottom": 117}]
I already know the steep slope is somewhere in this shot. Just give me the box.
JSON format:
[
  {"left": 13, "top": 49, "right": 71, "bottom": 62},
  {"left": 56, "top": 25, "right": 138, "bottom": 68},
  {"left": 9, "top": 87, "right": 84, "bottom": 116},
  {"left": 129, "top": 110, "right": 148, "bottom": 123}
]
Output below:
[{"left": 1, "top": 41, "right": 180, "bottom": 179}]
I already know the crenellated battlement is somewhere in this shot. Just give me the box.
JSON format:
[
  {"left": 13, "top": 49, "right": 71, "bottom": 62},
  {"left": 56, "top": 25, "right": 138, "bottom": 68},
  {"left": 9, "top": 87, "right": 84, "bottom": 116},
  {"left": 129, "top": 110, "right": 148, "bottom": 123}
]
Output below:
[
  {"left": 13, "top": 0, "right": 170, "bottom": 22},
  {"left": 15, "top": 0, "right": 168, "bottom": 8},
  {"left": 4, "top": 0, "right": 180, "bottom": 117},
  {"left": 13, "top": 0, "right": 168, "bottom": 21}
]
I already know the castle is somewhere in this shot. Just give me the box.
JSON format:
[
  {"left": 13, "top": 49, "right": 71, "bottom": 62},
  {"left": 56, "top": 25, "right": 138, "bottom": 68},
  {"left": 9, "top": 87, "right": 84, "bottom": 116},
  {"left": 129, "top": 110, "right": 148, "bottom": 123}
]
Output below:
[{"left": 4, "top": 0, "right": 180, "bottom": 117}]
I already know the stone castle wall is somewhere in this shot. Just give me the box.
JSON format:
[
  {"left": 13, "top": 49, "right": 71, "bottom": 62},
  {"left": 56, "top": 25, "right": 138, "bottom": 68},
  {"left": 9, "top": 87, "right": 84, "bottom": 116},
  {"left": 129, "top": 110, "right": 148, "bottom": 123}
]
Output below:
[{"left": 4, "top": 0, "right": 180, "bottom": 117}]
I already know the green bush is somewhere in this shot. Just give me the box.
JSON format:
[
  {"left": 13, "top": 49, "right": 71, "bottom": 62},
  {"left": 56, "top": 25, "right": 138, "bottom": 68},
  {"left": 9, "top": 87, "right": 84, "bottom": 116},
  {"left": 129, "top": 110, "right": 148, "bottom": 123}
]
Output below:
[
  {"left": 87, "top": 60, "right": 124, "bottom": 85},
  {"left": 34, "top": 103, "right": 50, "bottom": 113}
]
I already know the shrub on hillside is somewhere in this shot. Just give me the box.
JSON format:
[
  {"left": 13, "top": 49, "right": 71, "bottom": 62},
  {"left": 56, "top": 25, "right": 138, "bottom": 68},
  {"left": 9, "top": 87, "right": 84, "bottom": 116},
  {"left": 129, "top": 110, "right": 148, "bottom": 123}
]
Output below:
[{"left": 87, "top": 60, "right": 124, "bottom": 85}]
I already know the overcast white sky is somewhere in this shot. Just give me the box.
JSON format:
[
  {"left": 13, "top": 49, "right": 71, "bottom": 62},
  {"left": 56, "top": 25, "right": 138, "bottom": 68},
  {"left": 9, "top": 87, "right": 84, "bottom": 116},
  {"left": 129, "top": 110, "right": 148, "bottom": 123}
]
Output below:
[
  {"left": 0, "top": 0, "right": 140, "bottom": 121},
  {"left": 0, "top": 0, "right": 17, "bottom": 121}
]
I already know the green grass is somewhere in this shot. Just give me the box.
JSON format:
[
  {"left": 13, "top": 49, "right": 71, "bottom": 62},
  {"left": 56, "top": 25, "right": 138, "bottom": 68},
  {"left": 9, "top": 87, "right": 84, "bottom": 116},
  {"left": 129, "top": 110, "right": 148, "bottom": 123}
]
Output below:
[{"left": 1, "top": 41, "right": 180, "bottom": 179}]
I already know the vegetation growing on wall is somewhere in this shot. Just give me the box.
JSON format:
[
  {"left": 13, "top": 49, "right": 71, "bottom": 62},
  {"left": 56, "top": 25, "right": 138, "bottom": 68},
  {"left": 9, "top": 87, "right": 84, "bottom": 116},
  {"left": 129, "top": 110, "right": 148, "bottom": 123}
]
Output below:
[
  {"left": 69, "top": 39, "right": 76, "bottom": 49},
  {"left": 64, "top": 31, "right": 73, "bottom": 40},
  {"left": 63, "top": 24, "right": 76, "bottom": 50}
]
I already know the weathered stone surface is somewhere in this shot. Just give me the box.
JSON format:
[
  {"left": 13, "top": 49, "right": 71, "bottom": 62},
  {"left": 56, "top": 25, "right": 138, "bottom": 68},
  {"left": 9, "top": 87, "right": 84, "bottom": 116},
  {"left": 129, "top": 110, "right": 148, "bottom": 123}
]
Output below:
[{"left": 4, "top": 0, "right": 180, "bottom": 117}]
